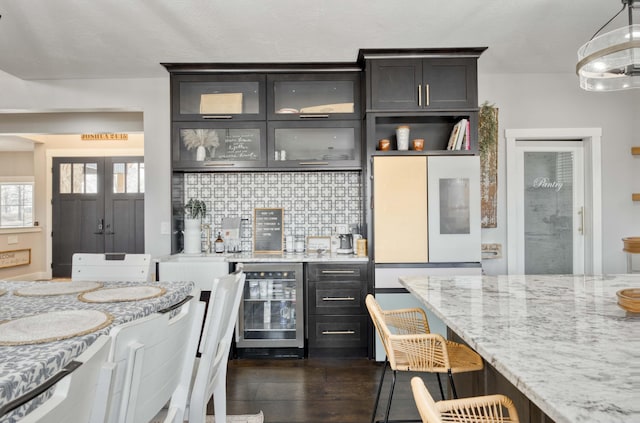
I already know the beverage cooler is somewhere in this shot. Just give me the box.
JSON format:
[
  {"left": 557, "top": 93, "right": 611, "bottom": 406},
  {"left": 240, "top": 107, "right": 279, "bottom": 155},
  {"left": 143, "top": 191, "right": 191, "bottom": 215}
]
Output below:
[{"left": 235, "top": 263, "right": 304, "bottom": 357}]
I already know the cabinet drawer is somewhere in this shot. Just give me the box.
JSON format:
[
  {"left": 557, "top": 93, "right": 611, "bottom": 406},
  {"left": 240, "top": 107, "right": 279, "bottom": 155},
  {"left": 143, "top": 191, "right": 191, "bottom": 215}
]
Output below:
[
  {"left": 308, "top": 315, "right": 369, "bottom": 348},
  {"left": 307, "top": 263, "right": 367, "bottom": 281},
  {"left": 308, "top": 281, "right": 365, "bottom": 315}
]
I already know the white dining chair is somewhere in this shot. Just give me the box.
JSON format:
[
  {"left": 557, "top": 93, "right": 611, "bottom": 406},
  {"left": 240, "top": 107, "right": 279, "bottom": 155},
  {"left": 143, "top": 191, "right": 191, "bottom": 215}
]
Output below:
[
  {"left": 2, "top": 335, "right": 113, "bottom": 423},
  {"left": 101, "top": 294, "right": 205, "bottom": 423},
  {"left": 71, "top": 253, "right": 152, "bottom": 282},
  {"left": 187, "top": 270, "right": 246, "bottom": 423}
]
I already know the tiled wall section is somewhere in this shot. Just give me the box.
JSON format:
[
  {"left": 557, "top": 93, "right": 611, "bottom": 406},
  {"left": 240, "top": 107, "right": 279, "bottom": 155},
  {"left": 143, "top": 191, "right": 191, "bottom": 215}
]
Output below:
[{"left": 184, "top": 171, "right": 363, "bottom": 252}]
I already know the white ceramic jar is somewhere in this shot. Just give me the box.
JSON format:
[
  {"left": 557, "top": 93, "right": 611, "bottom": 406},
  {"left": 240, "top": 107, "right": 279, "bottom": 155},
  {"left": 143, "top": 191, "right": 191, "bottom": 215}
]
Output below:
[{"left": 396, "top": 125, "right": 410, "bottom": 150}]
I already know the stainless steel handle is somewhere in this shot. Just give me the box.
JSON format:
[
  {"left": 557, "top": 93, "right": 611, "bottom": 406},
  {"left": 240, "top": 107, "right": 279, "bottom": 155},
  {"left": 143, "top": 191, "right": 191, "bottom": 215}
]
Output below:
[
  {"left": 321, "top": 270, "right": 356, "bottom": 274},
  {"left": 322, "top": 330, "right": 355, "bottom": 335},
  {"left": 202, "top": 115, "right": 233, "bottom": 119},
  {"left": 418, "top": 84, "right": 422, "bottom": 107},
  {"left": 299, "top": 162, "right": 329, "bottom": 165},
  {"left": 204, "top": 162, "right": 235, "bottom": 167},
  {"left": 425, "top": 84, "right": 430, "bottom": 106},
  {"left": 322, "top": 297, "right": 356, "bottom": 301},
  {"left": 299, "top": 114, "right": 330, "bottom": 119}
]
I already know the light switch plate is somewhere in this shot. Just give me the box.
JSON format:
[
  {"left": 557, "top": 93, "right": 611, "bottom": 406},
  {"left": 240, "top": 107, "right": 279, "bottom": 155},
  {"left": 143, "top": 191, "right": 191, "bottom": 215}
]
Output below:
[{"left": 7, "top": 235, "right": 18, "bottom": 244}]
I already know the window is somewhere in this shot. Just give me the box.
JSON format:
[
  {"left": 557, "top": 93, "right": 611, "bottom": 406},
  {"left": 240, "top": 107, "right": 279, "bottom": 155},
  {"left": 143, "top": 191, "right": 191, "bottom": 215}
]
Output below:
[{"left": 0, "top": 179, "right": 34, "bottom": 228}]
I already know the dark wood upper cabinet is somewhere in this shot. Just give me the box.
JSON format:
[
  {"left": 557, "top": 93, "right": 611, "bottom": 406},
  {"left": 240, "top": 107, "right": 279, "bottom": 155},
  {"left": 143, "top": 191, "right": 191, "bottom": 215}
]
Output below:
[
  {"left": 267, "top": 72, "right": 361, "bottom": 120},
  {"left": 360, "top": 48, "right": 486, "bottom": 112},
  {"left": 170, "top": 73, "right": 266, "bottom": 121}
]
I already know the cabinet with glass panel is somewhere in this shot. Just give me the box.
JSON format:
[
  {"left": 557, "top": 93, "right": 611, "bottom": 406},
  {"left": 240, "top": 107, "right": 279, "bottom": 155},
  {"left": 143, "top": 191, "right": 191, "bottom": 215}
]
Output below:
[
  {"left": 172, "top": 121, "right": 267, "bottom": 170},
  {"left": 266, "top": 72, "right": 362, "bottom": 169},
  {"left": 170, "top": 73, "right": 266, "bottom": 121}
]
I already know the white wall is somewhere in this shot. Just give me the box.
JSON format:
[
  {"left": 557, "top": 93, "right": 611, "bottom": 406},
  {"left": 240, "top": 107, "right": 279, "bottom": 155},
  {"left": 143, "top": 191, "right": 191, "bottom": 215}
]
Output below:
[
  {"left": 1, "top": 70, "right": 639, "bottom": 274},
  {"left": 478, "top": 72, "right": 640, "bottom": 275},
  {"left": 0, "top": 71, "right": 172, "bottom": 259}
]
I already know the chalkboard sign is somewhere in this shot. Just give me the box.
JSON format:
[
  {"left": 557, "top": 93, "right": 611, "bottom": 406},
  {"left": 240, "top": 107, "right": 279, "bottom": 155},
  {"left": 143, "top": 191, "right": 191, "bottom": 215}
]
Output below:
[{"left": 254, "top": 208, "right": 284, "bottom": 253}]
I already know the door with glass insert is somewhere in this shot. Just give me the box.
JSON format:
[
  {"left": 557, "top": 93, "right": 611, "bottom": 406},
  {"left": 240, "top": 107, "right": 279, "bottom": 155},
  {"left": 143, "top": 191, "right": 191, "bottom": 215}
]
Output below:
[
  {"left": 512, "top": 141, "right": 585, "bottom": 274},
  {"left": 52, "top": 157, "right": 145, "bottom": 277}
]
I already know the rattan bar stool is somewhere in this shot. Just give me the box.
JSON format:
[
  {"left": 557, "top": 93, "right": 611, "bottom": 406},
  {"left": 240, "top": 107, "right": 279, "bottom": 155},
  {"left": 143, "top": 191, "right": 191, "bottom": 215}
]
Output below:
[
  {"left": 365, "top": 295, "right": 484, "bottom": 423},
  {"left": 411, "top": 377, "right": 520, "bottom": 423}
]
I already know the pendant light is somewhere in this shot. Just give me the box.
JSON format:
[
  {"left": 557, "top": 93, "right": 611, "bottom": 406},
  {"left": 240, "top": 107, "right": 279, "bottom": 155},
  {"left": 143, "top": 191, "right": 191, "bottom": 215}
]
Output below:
[{"left": 577, "top": 0, "right": 640, "bottom": 91}]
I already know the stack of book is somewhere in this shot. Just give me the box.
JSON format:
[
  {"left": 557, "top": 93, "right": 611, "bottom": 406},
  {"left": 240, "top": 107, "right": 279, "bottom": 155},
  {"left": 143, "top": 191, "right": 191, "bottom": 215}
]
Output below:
[{"left": 446, "top": 118, "right": 470, "bottom": 150}]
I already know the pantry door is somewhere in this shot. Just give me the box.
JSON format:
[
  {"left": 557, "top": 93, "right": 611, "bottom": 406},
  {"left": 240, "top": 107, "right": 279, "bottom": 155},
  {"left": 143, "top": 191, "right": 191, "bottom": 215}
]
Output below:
[
  {"left": 51, "top": 157, "right": 144, "bottom": 277},
  {"left": 506, "top": 129, "right": 602, "bottom": 275}
]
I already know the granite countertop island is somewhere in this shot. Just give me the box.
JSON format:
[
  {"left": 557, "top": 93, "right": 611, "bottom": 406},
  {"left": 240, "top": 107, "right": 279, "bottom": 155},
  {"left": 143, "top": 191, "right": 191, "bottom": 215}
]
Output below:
[{"left": 399, "top": 274, "right": 640, "bottom": 423}]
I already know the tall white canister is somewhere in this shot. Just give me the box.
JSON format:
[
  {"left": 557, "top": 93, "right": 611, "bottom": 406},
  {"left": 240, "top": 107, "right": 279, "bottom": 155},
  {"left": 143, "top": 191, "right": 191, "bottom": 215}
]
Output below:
[
  {"left": 183, "top": 218, "right": 202, "bottom": 254},
  {"left": 396, "top": 125, "right": 410, "bottom": 150}
]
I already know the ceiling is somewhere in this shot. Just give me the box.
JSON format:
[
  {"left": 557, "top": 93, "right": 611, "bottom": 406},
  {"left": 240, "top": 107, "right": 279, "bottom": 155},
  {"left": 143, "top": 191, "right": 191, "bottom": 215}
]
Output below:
[{"left": 0, "top": 0, "right": 630, "bottom": 80}]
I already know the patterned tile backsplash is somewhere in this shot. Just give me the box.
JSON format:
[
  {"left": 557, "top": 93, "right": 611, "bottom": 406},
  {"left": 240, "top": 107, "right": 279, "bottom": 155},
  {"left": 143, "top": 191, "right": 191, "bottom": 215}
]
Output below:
[{"left": 183, "top": 171, "right": 363, "bottom": 252}]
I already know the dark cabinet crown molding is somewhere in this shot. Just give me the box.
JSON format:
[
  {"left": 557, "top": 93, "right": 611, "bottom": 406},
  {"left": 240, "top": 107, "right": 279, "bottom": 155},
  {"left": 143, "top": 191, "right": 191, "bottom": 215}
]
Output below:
[
  {"left": 161, "top": 62, "right": 362, "bottom": 74},
  {"left": 357, "top": 47, "right": 487, "bottom": 64}
]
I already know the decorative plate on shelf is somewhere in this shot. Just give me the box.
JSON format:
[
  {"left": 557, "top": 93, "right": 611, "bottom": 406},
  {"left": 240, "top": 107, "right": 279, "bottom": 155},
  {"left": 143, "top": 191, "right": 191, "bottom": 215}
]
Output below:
[
  {"left": 616, "top": 288, "right": 640, "bottom": 313},
  {"left": 78, "top": 285, "right": 166, "bottom": 303},
  {"left": 0, "top": 309, "right": 113, "bottom": 346},
  {"left": 13, "top": 281, "right": 103, "bottom": 297}
]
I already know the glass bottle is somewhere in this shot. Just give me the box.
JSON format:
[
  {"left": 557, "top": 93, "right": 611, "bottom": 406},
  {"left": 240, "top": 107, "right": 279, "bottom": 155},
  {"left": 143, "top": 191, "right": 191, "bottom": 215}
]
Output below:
[{"left": 214, "top": 231, "right": 225, "bottom": 253}]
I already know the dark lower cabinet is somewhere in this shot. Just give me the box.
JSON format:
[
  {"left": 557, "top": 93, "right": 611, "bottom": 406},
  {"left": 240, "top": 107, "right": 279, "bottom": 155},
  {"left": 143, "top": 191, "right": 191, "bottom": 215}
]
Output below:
[{"left": 306, "top": 262, "right": 369, "bottom": 357}]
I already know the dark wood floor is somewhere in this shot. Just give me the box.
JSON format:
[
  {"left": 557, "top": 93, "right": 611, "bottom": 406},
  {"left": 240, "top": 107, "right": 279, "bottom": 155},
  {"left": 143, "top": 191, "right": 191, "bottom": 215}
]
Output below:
[{"left": 220, "top": 358, "right": 443, "bottom": 423}]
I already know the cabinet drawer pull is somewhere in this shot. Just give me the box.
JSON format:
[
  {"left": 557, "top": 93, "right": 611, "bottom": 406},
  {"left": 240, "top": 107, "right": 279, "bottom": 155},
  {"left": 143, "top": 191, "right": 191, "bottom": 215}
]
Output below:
[
  {"left": 202, "top": 115, "right": 233, "bottom": 119},
  {"left": 322, "top": 330, "right": 355, "bottom": 335},
  {"left": 204, "top": 162, "right": 235, "bottom": 167},
  {"left": 299, "top": 114, "right": 330, "bottom": 119},
  {"left": 418, "top": 84, "right": 422, "bottom": 107},
  {"left": 425, "top": 84, "right": 430, "bottom": 106},
  {"left": 322, "top": 297, "right": 356, "bottom": 301},
  {"left": 299, "top": 162, "right": 329, "bottom": 165},
  {"left": 321, "top": 270, "right": 356, "bottom": 274}
]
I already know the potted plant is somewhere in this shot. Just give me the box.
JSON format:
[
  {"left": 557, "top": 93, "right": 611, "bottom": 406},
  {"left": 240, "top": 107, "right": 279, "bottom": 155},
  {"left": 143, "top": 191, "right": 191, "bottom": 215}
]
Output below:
[
  {"left": 183, "top": 199, "right": 207, "bottom": 253},
  {"left": 182, "top": 129, "right": 220, "bottom": 161},
  {"left": 185, "top": 198, "right": 207, "bottom": 220}
]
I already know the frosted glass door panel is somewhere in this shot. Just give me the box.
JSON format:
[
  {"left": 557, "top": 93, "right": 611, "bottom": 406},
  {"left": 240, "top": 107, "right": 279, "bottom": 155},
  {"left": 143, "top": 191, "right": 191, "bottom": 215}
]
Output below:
[
  {"left": 524, "top": 151, "right": 574, "bottom": 274},
  {"left": 439, "top": 178, "right": 470, "bottom": 234},
  {"left": 427, "top": 156, "right": 480, "bottom": 262}
]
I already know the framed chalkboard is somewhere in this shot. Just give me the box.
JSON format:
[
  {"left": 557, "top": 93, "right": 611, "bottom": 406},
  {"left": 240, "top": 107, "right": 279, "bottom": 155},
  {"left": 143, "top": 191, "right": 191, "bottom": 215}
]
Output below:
[{"left": 254, "top": 208, "right": 284, "bottom": 253}]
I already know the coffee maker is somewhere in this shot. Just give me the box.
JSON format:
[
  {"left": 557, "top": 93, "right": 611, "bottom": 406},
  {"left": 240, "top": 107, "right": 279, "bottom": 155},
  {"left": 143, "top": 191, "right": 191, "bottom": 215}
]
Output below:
[{"left": 336, "top": 232, "right": 353, "bottom": 254}]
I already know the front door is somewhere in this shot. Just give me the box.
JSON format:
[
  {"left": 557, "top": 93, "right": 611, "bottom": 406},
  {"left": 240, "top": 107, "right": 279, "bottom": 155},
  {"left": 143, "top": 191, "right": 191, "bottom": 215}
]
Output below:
[{"left": 52, "top": 157, "right": 144, "bottom": 277}]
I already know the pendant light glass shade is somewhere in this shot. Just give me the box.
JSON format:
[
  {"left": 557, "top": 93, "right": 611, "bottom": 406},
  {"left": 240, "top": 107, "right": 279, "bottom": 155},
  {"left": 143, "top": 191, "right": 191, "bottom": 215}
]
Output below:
[{"left": 577, "top": 0, "right": 640, "bottom": 91}]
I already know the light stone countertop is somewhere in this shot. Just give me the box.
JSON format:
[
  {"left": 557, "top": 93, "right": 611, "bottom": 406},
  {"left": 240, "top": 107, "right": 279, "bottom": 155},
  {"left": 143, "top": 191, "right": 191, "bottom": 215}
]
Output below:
[
  {"left": 157, "top": 252, "right": 368, "bottom": 263},
  {"left": 399, "top": 274, "right": 640, "bottom": 423}
]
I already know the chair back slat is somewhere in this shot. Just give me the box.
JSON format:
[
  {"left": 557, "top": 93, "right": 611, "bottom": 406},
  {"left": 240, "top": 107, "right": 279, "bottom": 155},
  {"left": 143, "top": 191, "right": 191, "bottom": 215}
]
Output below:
[
  {"left": 16, "top": 336, "right": 112, "bottom": 423},
  {"left": 105, "top": 295, "right": 204, "bottom": 423},
  {"left": 188, "top": 270, "right": 246, "bottom": 423}
]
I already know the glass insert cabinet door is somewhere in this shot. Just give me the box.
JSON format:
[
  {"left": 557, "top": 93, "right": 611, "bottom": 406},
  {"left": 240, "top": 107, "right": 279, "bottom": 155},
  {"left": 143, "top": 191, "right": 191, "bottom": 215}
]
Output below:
[
  {"left": 268, "top": 73, "right": 360, "bottom": 119},
  {"left": 172, "top": 74, "right": 266, "bottom": 121},
  {"left": 172, "top": 122, "right": 267, "bottom": 169},
  {"left": 267, "top": 121, "right": 361, "bottom": 168},
  {"left": 522, "top": 147, "right": 584, "bottom": 274}
]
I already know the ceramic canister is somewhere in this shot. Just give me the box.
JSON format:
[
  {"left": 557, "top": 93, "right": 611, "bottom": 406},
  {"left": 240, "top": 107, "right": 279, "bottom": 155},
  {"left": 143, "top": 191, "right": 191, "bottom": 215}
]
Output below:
[{"left": 396, "top": 126, "right": 410, "bottom": 150}]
